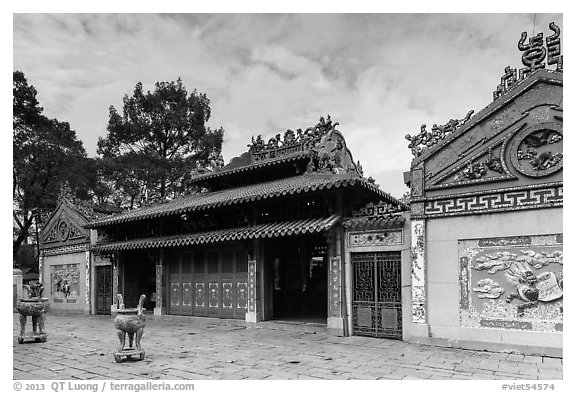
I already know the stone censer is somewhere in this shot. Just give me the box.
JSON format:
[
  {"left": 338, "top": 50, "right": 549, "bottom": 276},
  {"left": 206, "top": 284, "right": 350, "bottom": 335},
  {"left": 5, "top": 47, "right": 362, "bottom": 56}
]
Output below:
[
  {"left": 16, "top": 282, "right": 50, "bottom": 344},
  {"left": 113, "top": 294, "right": 146, "bottom": 362}
]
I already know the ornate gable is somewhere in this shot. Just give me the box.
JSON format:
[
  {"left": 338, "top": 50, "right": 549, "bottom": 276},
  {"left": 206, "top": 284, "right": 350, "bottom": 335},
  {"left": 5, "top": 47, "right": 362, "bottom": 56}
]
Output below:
[
  {"left": 41, "top": 200, "right": 90, "bottom": 251},
  {"left": 418, "top": 70, "right": 562, "bottom": 193},
  {"left": 407, "top": 22, "right": 563, "bottom": 219}
]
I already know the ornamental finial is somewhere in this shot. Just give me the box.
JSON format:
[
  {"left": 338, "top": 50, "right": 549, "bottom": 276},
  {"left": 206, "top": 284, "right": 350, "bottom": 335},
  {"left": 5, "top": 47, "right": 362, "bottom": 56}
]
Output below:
[{"left": 494, "top": 21, "right": 562, "bottom": 100}]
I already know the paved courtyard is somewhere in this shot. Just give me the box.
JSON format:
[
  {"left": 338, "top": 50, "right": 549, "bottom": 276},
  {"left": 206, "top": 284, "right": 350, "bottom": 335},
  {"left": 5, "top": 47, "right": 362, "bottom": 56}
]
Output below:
[{"left": 13, "top": 313, "right": 562, "bottom": 380}]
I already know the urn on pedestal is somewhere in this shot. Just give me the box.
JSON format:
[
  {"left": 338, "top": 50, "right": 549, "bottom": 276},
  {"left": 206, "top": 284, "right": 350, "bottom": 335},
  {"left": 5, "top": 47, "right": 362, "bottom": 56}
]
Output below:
[
  {"left": 16, "top": 282, "right": 50, "bottom": 344},
  {"left": 113, "top": 294, "right": 146, "bottom": 362}
]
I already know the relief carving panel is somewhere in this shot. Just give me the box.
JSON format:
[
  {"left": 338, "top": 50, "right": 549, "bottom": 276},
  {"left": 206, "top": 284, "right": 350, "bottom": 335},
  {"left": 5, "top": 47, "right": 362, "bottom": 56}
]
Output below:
[{"left": 459, "top": 234, "right": 562, "bottom": 332}]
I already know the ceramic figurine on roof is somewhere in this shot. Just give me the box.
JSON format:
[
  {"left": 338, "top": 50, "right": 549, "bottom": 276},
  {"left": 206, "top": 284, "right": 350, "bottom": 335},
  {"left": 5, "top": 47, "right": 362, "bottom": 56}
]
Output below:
[
  {"left": 247, "top": 115, "right": 339, "bottom": 159},
  {"left": 208, "top": 151, "right": 225, "bottom": 170},
  {"left": 405, "top": 109, "right": 474, "bottom": 157},
  {"left": 494, "top": 22, "right": 563, "bottom": 100}
]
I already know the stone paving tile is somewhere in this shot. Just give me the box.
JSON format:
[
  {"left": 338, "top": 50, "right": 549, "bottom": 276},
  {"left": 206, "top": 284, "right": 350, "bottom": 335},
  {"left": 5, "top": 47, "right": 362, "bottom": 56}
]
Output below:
[{"left": 12, "top": 313, "right": 563, "bottom": 381}]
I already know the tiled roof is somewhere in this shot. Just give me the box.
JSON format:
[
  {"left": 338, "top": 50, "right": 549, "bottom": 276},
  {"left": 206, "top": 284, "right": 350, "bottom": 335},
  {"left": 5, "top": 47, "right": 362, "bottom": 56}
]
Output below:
[
  {"left": 190, "top": 151, "right": 310, "bottom": 183},
  {"left": 343, "top": 213, "right": 406, "bottom": 230},
  {"left": 92, "top": 215, "right": 340, "bottom": 251},
  {"left": 86, "top": 173, "right": 396, "bottom": 228}
]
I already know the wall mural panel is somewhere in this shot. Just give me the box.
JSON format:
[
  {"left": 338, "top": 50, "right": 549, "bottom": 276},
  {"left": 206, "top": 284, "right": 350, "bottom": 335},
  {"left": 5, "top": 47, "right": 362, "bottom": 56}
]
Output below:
[
  {"left": 348, "top": 230, "right": 403, "bottom": 247},
  {"left": 51, "top": 264, "right": 81, "bottom": 303},
  {"left": 459, "top": 234, "right": 562, "bottom": 332},
  {"left": 411, "top": 220, "right": 426, "bottom": 324}
]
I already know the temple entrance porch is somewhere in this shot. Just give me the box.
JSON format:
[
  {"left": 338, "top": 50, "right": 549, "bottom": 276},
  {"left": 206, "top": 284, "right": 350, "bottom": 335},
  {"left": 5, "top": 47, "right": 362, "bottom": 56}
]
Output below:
[
  {"left": 262, "top": 235, "right": 329, "bottom": 323},
  {"left": 121, "top": 251, "right": 157, "bottom": 311}
]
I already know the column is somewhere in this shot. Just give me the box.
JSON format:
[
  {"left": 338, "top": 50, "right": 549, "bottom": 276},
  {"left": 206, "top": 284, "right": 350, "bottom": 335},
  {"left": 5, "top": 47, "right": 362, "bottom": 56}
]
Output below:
[
  {"left": 13, "top": 268, "right": 24, "bottom": 312},
  {"left": 411, "top": 219, "right": 427, "bottom": 324},
  {"left": 246, "top": 239, "right": 261, "bottom": 322},
  {"left": 85, "top": 250, "right": 91, "bottom": 314},
  {"left": 154, "top": 249, "right": 165, "bottom": 315},
  {"left": 327, "top": 227, "right": 345, "bottom": 334},
  {"left": 38, "top": 254, "right": 44, "bottom": 284},
  {"left": 111, "top": 252, "right": 119, "bottom": 313}
]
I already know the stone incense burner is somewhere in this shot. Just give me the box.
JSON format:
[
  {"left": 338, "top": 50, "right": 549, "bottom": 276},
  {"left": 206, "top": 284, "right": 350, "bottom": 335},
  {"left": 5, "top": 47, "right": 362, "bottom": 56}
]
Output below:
[
  {"left": 16, "top": 282, "right": 50, "bottom": 344},
  {"left": 113, "top": 294, "right": 146, "bottom": 362}
]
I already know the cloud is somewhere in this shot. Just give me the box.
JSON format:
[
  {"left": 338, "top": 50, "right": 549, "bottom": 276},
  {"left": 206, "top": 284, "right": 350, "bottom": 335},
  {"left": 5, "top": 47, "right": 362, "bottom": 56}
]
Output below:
[
  {"left": 13, "top": 13, "right": 563, "bottom": 198},
  {"left": 473, "top": 278, "right": 505, "bottom": 299}
]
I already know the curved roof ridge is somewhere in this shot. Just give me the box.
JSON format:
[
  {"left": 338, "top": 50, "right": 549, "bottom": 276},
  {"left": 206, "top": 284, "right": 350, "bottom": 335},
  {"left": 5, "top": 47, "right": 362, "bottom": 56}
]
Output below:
[{"left": 86, "top": 172, "right": 393, "bottom": 229}]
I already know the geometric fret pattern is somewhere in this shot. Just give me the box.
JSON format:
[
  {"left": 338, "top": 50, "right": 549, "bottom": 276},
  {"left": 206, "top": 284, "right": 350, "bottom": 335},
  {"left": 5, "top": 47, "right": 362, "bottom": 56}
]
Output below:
[
  {"left": 41, "top": 243, "right": 89, "bottom": 256},
  {"left": 423, "top": 184, "right": 562, "bottom": 218}
]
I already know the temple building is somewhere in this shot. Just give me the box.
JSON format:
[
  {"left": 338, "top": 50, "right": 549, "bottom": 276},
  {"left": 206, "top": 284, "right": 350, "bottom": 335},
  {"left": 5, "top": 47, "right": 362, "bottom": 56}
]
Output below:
[
  {"left": 38, "top": 22, "right": 562, "bottom": 356},
  {"left": 38, "top": 188, "right": 117, "bottom": 315},
  {"left": 403, "top": 22, "right": 563, "bottom": 357},
  {"left": 85, "top": 117, "right": 410, "bottom": 336}
]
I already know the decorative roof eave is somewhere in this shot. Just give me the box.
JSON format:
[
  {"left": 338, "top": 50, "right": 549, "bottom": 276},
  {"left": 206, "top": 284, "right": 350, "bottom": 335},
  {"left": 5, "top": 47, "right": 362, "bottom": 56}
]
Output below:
[
  {"left": 409, "top": 69, "right": 563, "bottom": 167},
  {"left": 86, "top": 174, "right": 397, "bottom": 229},
  {"left": 92, "top": 215, "right": 341, "bottom": 252}
]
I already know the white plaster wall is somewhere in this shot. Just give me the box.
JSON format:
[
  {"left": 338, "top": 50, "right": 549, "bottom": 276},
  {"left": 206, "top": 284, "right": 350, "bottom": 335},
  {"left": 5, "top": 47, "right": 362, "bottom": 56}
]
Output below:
[
  {"left": 424, "top": 208, "right": 563, "bottom": 352},
  {"left": 43, "top": 252, "right": 89, "bottom": 313}
]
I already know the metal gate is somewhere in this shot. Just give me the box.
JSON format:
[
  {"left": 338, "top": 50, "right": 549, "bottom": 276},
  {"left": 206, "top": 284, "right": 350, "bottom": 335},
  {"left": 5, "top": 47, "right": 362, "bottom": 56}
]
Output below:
[
  {"left": 95, "top": 265, "right": 113, "bottom": 315},
  {"left": 352, "top": 252, "right": 402, "bottom": 339}
]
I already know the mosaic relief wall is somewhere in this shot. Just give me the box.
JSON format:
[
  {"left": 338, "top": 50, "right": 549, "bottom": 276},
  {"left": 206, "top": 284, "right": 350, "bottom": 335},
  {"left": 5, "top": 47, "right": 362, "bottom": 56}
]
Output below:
[
  {"left": 51, "top": 264, "right": 81, "bottom": 303},
  {"left": 459, "top": 234, "right": 562, "bottom": 332},
  {"left": 411, "top": 220, "right": 426, "bottom": 324},
  {"left": 348, "top": 229, "right": 403, "bottom": 248}
]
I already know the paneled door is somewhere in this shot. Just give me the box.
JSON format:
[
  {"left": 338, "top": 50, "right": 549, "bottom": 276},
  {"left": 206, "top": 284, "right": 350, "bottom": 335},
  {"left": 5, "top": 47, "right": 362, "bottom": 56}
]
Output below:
[{"left": 95, "top": 265, "right": 113, "bottom": 315}]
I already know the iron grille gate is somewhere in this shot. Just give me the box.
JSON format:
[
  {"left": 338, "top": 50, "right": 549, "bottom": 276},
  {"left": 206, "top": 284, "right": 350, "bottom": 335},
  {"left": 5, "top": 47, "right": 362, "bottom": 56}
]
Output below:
[
  {"left": 95, "top": 265, "right": 113, "bottom": 315},
  {"left": 352, "top": 251, "right": 402, "bottom": 339}
]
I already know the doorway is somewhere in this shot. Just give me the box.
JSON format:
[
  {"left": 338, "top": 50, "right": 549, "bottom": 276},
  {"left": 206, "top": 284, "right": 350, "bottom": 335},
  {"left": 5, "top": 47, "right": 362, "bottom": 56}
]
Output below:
[
  {"left": 269, "top": 235, "right": 328, "bottom": 322},
  {"left": 352, "top": 251, "right": 402, "bottom": 339},
  {"left": 123, "top": 251, "right": 156, "bottom": 311},
  {"left": 95, "top": 265, "right": 112, "bottom": 315}
]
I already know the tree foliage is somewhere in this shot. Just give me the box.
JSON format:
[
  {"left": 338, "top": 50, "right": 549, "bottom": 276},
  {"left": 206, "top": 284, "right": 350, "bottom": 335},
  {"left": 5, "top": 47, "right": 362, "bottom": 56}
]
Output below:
[
  {"left": 97, "top": 78, "right": 224, "bottom": 208},
  {"left": 13, "top": 71, "right": 90, "bottom": 261}
]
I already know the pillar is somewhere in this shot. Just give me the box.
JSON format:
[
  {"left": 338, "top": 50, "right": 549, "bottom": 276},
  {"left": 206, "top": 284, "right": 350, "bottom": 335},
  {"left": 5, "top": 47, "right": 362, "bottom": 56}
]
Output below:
[
  {"left": 111, "top": 252, "right": 119, "bottom": 313},
  {"left": 85, "top": 250, "right": 91, "bottom": 314},
  {"left": 411, "top": 219, "right": 427, "bottom": 324},
  {"left": 327, "top": 227, "right": 345, "bottom": 334},
  {"left": 246, "top": 239, "right": 261, "bottom": 322},
  {"left": 13, "top": 268, "right": 23, "bottom": 312},
  {"left": 38, "top": 254, "right": 44, "bottom": 284},
  {"left": 154, "top": 249, "right": 165, "bottom": 315}
]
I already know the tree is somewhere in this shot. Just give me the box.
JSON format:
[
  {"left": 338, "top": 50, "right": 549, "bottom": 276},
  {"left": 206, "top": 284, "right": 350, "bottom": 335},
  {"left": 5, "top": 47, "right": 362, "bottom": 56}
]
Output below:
[
  {"left": 97, "top": 78, "right": 224, "bottom": 208},
  {"left": 13, "top": 71, "right": 90, "bottom": 262}
]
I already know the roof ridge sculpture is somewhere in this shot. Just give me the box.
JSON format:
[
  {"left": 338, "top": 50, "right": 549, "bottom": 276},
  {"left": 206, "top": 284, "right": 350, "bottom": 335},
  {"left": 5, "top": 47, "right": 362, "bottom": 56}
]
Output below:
[
  {"left": 406, "top": 21, "right": 563, "bottom": 159},
  {"left": 190, "top": 114, "right": 368, "bottom": 182},
  {"left": 493, "top": 22, "right": 563, "bottom": 101},
  {"left": 248, "top": 114, "right": 339, "bottom": 159},
  {"left": 57, "top": 184, "right": 120, "bottom": 220}
]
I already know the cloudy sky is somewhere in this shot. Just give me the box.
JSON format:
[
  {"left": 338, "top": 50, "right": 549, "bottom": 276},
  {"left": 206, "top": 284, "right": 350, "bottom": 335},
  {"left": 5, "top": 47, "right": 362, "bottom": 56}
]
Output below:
[{"left": 12, "top": 13, "right": 563, "bottom": 198}]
